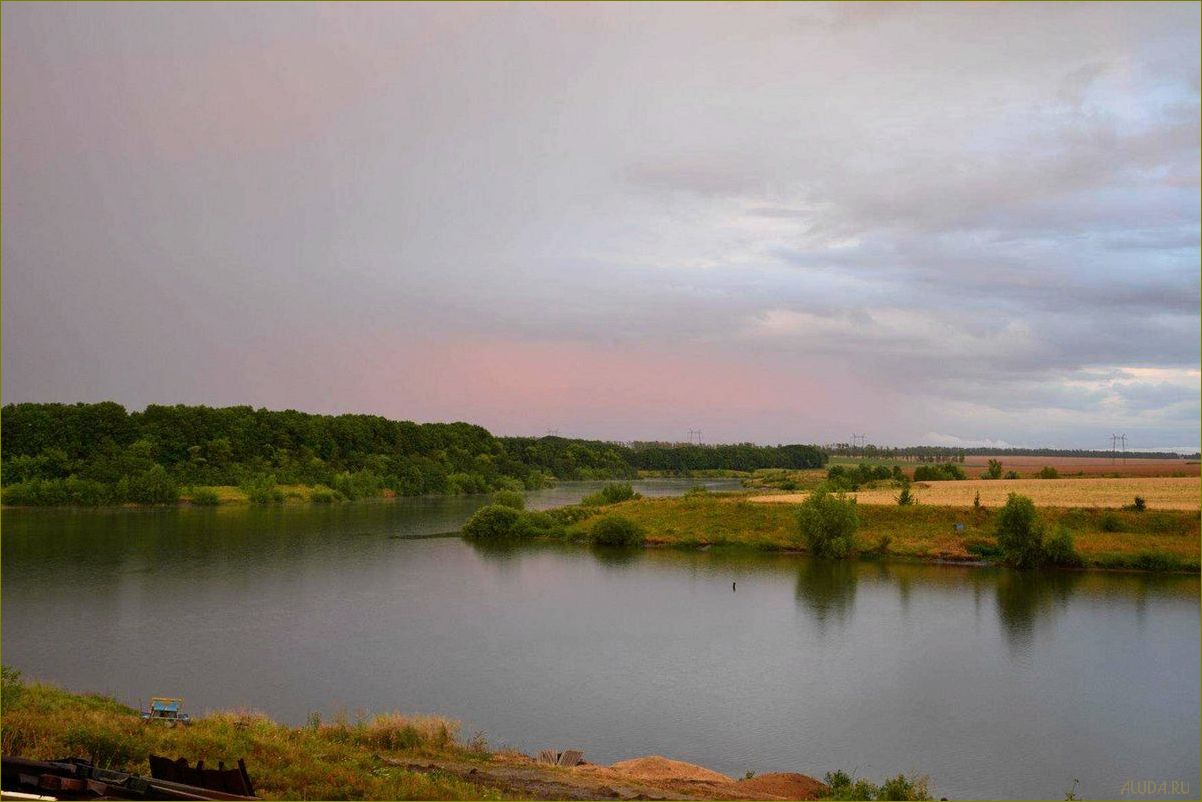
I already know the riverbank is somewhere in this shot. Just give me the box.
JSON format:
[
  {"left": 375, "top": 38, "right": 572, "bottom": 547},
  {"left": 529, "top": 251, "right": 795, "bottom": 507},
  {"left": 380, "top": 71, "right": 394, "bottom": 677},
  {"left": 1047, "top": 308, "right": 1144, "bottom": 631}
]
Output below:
[
  {"left": 0, "top": 672, "right": 903, "bottom": 801},
  {"left": 557, "top": 494, "right": 1201, "bottom": 572}
]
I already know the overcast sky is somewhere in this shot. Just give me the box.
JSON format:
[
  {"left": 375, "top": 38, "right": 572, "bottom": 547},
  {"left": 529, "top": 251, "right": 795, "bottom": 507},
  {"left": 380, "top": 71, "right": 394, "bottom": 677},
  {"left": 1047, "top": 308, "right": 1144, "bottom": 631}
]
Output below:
[{"left": 3, "top": 2, "right": 1198, "bottom": 450}]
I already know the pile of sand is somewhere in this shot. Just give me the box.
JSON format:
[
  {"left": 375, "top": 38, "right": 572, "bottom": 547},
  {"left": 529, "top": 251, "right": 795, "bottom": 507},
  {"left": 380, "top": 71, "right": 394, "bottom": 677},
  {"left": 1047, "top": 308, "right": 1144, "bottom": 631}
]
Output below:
[
  {"left": 735, "top": 772, "right": 828, "bottom": 800},
  {"left": 609, "top": 755, "right": 734, "bottom": 784}
]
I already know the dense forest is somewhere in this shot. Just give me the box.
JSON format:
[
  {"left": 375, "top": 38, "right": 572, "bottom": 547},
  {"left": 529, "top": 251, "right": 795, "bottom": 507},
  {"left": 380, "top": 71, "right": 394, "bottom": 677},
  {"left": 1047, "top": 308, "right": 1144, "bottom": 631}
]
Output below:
[{"left": 0, "top": 403, "right": 827, "bottom": 505}]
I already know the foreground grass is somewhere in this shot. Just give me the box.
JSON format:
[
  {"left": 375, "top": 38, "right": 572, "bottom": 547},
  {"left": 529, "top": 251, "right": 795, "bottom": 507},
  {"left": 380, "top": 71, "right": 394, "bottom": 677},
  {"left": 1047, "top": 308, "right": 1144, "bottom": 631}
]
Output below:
[
  {"left": 561, "top": 495, "right": 1200, "bottom": 571},
  {"left": 0, "top": 671, "right": 505, "bottom": 801}
]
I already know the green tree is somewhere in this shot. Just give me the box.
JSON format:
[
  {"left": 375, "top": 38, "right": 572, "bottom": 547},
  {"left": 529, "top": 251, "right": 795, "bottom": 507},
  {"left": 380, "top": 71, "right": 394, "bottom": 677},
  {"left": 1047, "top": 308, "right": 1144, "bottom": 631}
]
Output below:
[
  {"left": 984, "top": 459, "right": 1004, "bottom": 479},
  {"left": 994, "top": 493, "right": 1044, "bottom": 568},
  {"left": 590, "top": 515, "right": 645, "bottom": 547},
  {"left": 796, "top": 489, "right": 859, "bottom": 559}
]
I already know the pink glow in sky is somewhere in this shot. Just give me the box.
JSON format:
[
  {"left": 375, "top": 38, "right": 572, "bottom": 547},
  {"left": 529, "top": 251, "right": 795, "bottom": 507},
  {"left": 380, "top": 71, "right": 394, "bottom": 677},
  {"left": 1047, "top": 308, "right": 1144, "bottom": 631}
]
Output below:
[{"left": 2, "top": 2, "right": 1198, "bottom": 449}]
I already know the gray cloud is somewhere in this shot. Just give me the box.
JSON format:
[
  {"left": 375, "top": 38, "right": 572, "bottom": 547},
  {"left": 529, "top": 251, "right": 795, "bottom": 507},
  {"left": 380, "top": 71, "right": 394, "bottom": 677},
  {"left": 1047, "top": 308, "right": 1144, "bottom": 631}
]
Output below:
[{"left": 2, "top": 1, "right": 1198, "bottom": 449}]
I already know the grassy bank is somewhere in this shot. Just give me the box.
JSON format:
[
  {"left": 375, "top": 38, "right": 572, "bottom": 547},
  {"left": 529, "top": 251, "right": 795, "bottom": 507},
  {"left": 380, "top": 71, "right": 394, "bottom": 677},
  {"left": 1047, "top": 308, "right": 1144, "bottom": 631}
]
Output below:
[
  {"left": 0, "top": 669, "right": 499, "bottom": 800},
  {"left": 558, "top": 494, "right": 1201, "bottom": 572},
  {"left": 1, "top": 670, "right": 928, "bottom": 800}
]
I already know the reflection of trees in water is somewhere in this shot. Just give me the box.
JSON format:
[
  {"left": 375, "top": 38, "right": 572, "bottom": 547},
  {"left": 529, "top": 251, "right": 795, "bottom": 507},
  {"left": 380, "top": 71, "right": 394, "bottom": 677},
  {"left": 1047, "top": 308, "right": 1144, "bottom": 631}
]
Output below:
[
  {"left": 995, "top": 569, "right": 1082, "bottom": 653},
  {"left": 795, "top": 559, "right": 858, "bottom": 631},
  {"left": 590, "top": 545, "right": 642, "bottom": 569},
  {"left": 465, "top": 537, "right": 524, "bottom": 568}
]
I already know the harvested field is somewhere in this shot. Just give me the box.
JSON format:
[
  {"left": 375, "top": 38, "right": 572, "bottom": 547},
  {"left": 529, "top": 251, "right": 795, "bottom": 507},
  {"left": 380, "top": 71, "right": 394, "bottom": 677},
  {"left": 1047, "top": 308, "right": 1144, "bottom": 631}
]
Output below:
[
  {"left": 959, "top": 455, "right": 1197, "bottom": 478},
  {"left": 751, "top": 476, "right": 1200, "bottom": 510}
]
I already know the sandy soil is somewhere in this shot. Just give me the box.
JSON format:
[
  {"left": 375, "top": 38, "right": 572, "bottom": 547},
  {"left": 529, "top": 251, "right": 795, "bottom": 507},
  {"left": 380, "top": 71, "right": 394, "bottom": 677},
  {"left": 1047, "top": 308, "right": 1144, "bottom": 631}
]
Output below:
[
  {"left": 388, "top": 753, "right": 827, "bottom": 800},
  {"left": 751, "top": 475, "right": 1201, "bottom": 510}
]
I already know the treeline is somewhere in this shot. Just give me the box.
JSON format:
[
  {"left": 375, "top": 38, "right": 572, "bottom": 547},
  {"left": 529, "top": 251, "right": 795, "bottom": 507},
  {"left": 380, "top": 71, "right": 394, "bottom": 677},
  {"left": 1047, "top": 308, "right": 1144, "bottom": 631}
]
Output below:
[{"left": 0, "top": 403, "right": 825, "bottom": 505}]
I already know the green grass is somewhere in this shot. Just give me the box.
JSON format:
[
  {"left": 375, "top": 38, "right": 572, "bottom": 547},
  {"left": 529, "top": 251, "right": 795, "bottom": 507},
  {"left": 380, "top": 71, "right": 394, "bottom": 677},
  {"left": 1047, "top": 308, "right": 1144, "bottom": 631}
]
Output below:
[
  {"left": 558, "top": 495, "right": 1200, "bottom": 571},
  {"left": 0, "top": 670, "right": 507, "bottom": 800}
]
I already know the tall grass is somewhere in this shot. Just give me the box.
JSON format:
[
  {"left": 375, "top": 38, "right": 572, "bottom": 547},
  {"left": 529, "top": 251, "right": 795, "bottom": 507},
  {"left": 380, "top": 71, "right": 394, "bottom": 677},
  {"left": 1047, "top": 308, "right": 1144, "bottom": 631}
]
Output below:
[{"left": 0, "top": 671, "right": 496, "bottom": 801}]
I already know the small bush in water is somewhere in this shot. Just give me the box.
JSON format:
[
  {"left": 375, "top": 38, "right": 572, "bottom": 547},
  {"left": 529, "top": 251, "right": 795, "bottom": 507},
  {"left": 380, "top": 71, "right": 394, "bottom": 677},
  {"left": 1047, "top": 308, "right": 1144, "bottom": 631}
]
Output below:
[
  {"left": 590, "top": 515, "right": 645, "bottom": 547},
  {"left": 461, "top": 504, "right": 525, "bottom": 539}
]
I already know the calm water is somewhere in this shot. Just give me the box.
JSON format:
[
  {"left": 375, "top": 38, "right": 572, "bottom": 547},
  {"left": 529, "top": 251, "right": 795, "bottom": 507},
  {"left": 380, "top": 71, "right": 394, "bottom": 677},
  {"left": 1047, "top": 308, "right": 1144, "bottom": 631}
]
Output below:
[{"left": 2, "top": 479, "right": 1198, "bottom": 800}]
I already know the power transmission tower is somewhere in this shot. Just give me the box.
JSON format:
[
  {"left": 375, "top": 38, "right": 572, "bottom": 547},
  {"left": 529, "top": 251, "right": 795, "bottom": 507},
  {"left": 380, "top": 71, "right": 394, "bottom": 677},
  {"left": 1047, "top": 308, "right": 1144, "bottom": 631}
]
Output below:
[
  {"left": 850, "top": 433, "right": 867, "bottom": 456},
  {"left": 546, "top": 429, "right": 560, "bottom": 437},
  {"left": 687, "top": 429, "right": 703, "bottom": 445},
  {"left": 1111, "top": 433, "right": 1118, "bottom": 464},
  {"left": 1120, "top": 433, "right": 1127, "bottom": 462}
]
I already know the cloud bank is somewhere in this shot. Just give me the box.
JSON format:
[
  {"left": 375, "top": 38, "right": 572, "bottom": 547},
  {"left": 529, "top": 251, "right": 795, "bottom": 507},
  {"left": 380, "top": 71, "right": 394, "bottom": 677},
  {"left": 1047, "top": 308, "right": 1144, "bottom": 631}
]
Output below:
[{"left": 3, "top": 2, "right": 1198, "bottom": 449}]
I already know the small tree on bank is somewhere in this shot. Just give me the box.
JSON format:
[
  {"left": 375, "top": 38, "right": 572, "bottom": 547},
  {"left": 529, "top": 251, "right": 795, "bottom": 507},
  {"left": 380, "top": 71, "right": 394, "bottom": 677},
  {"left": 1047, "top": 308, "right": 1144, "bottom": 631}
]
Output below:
[
  {"left": 994, "top": 493, "right": 1044, "bottom": 568},
  {"left": 797, "top": 489, "right": 859, "bottom": 558}
]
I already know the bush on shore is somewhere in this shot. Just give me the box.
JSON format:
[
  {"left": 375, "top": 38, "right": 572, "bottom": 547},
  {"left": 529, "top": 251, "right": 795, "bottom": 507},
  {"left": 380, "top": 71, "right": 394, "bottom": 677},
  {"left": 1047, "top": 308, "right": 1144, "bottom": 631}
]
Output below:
[
  {"left": 796, "top": 489, "right": 859, "bottom": 559},
  {"left": 590, "top": 515, "right": 645, "bottom": 547},
  {"left": 491, "top": 490, "right": 526, "bottom": 510},
  {"left": 241, "top": 474, "right": 284, "bottom": 505},
  {"left": 189, "top": 487, "right": 220, "bottom": 506},
  {"left": 994, "top": 493, "right": 1044, "bottom": 568},
  {"left": 823, "top": 769, "right": 932, "bottom": 800}
]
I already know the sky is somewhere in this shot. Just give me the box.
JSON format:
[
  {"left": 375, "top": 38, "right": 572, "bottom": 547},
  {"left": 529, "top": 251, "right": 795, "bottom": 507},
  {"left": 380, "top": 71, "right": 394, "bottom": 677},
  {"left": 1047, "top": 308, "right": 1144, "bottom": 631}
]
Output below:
[{"left": 2, "top": 2, "right": 1199, "bottom": 450}]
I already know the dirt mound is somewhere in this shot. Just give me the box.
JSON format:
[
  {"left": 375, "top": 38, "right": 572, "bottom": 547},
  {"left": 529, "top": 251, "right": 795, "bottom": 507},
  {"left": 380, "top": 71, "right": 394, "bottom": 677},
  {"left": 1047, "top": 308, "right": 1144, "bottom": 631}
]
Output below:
[
  {"left": 609, "top": 755, "right": 733, "bottom": 784},
  {"left": 736, "top": 772, "right": 828, "bottom": 800}
]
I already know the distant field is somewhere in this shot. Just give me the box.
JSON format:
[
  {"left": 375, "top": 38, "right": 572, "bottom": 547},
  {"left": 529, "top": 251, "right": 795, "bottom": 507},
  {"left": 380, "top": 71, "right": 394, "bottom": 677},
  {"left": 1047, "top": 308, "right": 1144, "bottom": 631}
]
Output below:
[
  {"left": 752, "top": 476, "right": 1201, "bottom": 510},
  {"left": 960, "top": 455, "right": 1198, "bottom": 477}
]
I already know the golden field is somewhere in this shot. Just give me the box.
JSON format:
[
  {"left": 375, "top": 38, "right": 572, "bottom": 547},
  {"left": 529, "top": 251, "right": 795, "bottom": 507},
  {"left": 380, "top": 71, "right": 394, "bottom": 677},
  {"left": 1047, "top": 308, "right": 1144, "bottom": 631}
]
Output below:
[{"left": 751, "top": 476, "right": 1201, "bottom": 510}]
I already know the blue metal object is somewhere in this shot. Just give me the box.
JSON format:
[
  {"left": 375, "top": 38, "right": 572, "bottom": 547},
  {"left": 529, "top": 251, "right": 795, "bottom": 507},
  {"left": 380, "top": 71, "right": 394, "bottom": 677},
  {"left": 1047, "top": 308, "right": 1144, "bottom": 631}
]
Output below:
[{"left": 141, "top": 696, "right": 191, "bottom": 724}]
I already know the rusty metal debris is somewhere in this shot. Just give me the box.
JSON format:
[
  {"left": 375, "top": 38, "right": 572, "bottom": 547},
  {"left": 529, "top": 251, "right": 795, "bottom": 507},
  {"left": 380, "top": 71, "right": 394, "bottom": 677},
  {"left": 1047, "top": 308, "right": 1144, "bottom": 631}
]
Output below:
[{"left": 1, "top": 755, "right": 258, "bottom": 801}]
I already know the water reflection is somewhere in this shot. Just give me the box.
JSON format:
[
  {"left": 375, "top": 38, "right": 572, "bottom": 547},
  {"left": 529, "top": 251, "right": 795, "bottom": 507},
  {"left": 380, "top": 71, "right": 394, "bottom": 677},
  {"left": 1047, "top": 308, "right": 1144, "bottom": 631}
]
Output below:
[
  {"left": 994, "top": 569, "right": 1083, "bottom": 653},
  {"left": 590, "top": 545, "right": 642, "bottom": 568},
  {"left": 794, "top": 559, "right": 858, "bottom": 631}
]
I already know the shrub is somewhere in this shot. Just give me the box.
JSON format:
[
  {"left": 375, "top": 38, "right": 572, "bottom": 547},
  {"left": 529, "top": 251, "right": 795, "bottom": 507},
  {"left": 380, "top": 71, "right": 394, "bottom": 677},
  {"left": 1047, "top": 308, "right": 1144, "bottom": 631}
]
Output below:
[
  {"left": 309, "top": 488, "right": 341, "bottom": 503},
  {"left": 913, "top": 463, "right": 965, "bottom": 481},
  {"left": 1037, "top": 466, "right": 1059, "bottom": 479},
  {"left": 331, "top": 470, "right": 384, "bottom": 500},
  {"left": 590, "top": 515, "right": 645, "bottom": 547},
  {"left": 1132, "top": 551, "right": 1183, "bottom": 572},
  {"left": 895, "top": 486, "right": 916, "bottom": 506},
  {"left": 581, "top": 483, "right": 640, "bottom": 506},
  {"left": 1099, "top": 511, "right": 1124, "bottom": 532},
  {"left": 461, "top": 504, "right": 524, "bottom": 539},
  {"left": 1123, "top": 496, "right": 1147, "bottom": 512},
  {"left": 824, "top": 769, "right": 932, "bottom": 801},
  {"left": 1043, "top": 527, "right": 1082, "bottom": 567},
  {"left": 241, "top": 474, "right": 284, "bottom": 504},
  {"left": 994, "top": 493, "right": 1044, "bottom": 568},
  {"left": 966, "top": 539, "right": 1002, "bottom": 558},
  {"left": 684, "top": 486, "right": 710, "bottom": 497},
  {"left": 61, "top": 723, "right": 148, "bottom": 768},
  {"left": 514, "top": 510, "right": 565, "bottom": 538},
  {"left": 491, "top": 490, "right": 526, "bottom": 510},
  {"left": 544, "top": 504, "right": 598, "bottom": 526},
  {"left": 189, "top": 487, "right": 220, "bottom": 506},
  {"left": 1004, "top": 471, "right": 1019, "bottom": 479},
  {"left": 125, "top": 465, "right": 179, "bottom": 504},
  {"left": 984, "top": 459, "right": 1004, "bottom": 479},
  {"left": 796, "top": 489, "right": 859, "bottom": 559}
]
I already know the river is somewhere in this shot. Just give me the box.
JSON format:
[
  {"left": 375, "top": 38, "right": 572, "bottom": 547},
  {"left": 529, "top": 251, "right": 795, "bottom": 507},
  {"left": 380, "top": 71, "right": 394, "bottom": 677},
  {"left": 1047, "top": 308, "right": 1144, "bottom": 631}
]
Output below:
[{"left": 2, "top": 479, "right": 1198, "bottom": 799}]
